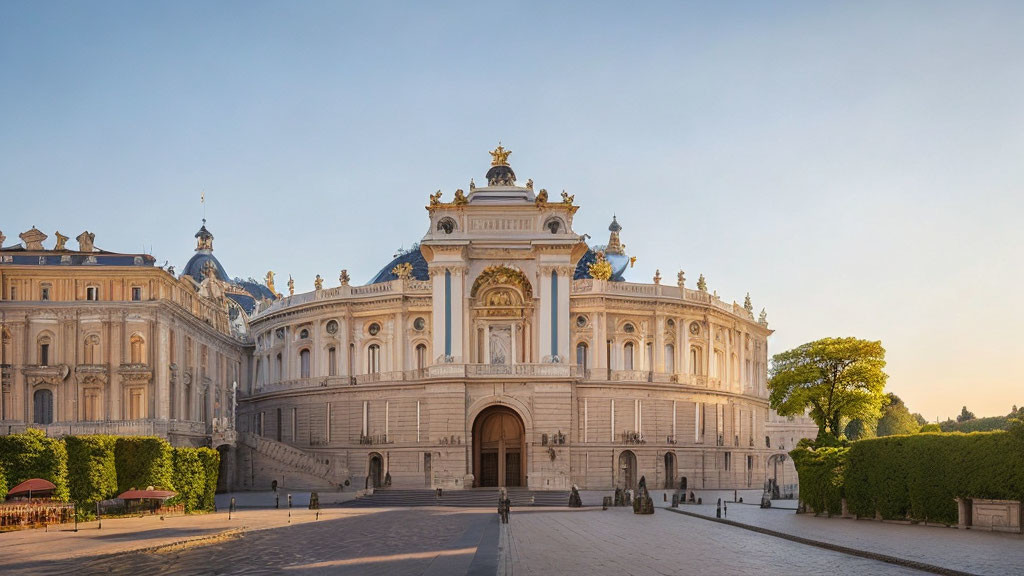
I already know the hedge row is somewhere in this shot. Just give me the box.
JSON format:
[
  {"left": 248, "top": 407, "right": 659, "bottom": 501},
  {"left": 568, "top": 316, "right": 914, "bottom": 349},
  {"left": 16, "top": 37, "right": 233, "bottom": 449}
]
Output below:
[
  {"left": 791, "top": 426, "right": 1024, "bottom": 524},
  {"left": 0, "top": 431, "right": 220, "bottom": 513},
  {"left": 789, "top": 446, "right": 847, "bottom": 516},
  {"left": 0, "top": 429, "right": 70, "bottom": 501}
]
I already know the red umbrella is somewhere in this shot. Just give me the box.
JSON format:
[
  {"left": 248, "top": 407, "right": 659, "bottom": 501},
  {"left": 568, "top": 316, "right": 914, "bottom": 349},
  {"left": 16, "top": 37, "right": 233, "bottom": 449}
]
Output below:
[
  {"left": 117, "top": 489, "right": 177, "bottom": 500},
  {"left": 7, "top": 478, "right": 57, "bottom": 498}
]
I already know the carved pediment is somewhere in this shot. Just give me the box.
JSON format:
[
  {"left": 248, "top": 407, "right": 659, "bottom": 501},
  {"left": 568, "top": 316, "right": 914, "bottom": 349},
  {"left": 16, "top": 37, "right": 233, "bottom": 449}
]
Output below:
[
  {"left": 119, "top": 363, "right": 152, "bottom": 383},
  {"left": 24, "top": 364, "right": 69, "bottom": 386}
]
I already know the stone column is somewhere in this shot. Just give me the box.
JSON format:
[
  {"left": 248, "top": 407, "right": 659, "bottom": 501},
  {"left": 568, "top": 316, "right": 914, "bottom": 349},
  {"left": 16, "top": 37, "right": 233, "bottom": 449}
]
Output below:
[
  {"left": 155, "top": 317, "right": 170, "bottom": 420},
  {"left": 654, "top": 315, "right": 665, "bottom": 374}
]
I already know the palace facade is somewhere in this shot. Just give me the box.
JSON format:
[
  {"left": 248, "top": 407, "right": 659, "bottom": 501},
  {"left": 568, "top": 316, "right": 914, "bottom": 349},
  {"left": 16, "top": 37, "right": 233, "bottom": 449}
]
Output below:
[{"left": 1, "top": 146, "right": 815, "bottom": 492}]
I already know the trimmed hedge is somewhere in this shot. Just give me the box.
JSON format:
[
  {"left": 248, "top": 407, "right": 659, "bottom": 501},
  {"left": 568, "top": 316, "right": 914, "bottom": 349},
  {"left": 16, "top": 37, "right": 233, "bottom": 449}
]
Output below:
[
  {"left": 792, "top": 427, "right": 1024, "bottom": 525},
  {"left": 0, "top": 460, "right": 7, "bottom": 500},
  {"left": 197, "top": 448, "right": 220, "bottom": 511},
  {"left": 66, "top": 435, "right": 118, "bottom": 507},
  {"left": 169, "top": 447, "right": 221, "bottom": 513},
  {"left": 0, "top": 429, "right": 70, "bottom": 501},
  {"left": 790, "top": 446, "right": 847, "bottom": 516},
  {"left": 114, "top": 437, "right": 174, "bottom": 492},
  {"left": 845, "top": 431, "right": 1024, "bottom": 524}
]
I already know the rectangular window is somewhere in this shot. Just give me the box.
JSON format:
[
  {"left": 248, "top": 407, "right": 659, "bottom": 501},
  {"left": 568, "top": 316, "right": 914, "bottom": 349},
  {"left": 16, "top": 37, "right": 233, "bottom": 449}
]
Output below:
[
  {"left": 9, "top": 286, "right": 16, "bottom": 300},
  {"left": 41, "top": 286, "right": 50, "bottom": 301},
  {"left": 40, "top": 344, "right": 50, "bottom": 366},
  {"left": 326, "top": 402, "right": 332, "bottom": 443},
  {"left": 131, "top": 287, "right": 142, "bottom": 301},
  {"left": 724, "top": 452, "right": 731, "bottom": 471},
  {"left": 86, "top": 286, "right": 98, "bottom": 301},
  {"left": 291, "top": 407, "right": 297, "bottom": 442},
  {"left": 259, "top": 411, "right": 265, "bottom": 436}
]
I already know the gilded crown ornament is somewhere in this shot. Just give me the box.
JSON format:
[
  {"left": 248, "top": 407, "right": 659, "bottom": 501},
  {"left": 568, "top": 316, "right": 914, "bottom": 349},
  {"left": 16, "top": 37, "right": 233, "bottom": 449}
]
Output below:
[
  {"left": 314, "top": 274, "right": 323, "bottom": 290},
  {"left": 392, "top": 262, "right": 413, "bottom": 279},
  {"left": 339, "top": 269, "right": 351, "bottom": 286},
  {"left": 489, "top": 142, "right": 511, "bottom": 166},
  {"left": 697, "top": 274, "right": 707, "bottom": 292}
]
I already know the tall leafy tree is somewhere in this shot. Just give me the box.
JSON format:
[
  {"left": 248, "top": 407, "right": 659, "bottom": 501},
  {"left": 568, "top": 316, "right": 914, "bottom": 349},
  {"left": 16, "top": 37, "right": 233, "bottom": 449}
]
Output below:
[
  {"left": 876, "top": 393, "right": 920, "bottom": 436},
  {"left": 769, "top": 337, "right": 888, "bottom": 438},
  {"left": 957, "top": 406, "right": 976, "bottom": 423}
]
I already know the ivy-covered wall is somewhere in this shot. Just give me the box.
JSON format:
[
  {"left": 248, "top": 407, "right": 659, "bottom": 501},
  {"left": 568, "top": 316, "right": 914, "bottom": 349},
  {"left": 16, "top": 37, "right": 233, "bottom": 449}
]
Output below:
[{"left": 0, "top": 429, "right": 70, "bottom": 501}]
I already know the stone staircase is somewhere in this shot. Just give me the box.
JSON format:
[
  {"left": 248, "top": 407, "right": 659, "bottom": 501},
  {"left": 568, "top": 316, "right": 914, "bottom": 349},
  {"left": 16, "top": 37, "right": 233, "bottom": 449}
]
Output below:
[
  {"left": 237, "top": 433, "right": 346, "bottom": 488},
  {"left": 341, "top": 488, "right": 571, "bottom": 508}
]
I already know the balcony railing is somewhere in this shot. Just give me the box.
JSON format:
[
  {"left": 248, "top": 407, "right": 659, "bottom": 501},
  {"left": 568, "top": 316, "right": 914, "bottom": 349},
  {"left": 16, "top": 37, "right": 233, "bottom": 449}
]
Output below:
[
  {"left": 569, "top": 279, "right": 755, "bottom": 321},
  {"left": 0, "top": 419, "right": 210, "bottom": 438}
]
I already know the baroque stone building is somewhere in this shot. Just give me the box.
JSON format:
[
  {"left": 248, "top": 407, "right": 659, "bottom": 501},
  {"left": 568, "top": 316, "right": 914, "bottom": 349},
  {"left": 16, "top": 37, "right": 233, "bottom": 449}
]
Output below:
[
  {"left": 1, "top": 146, "right": 815, "bottom": 493},
  {"left": 234, "top": 146, "right": 813, "bottom": 492}
]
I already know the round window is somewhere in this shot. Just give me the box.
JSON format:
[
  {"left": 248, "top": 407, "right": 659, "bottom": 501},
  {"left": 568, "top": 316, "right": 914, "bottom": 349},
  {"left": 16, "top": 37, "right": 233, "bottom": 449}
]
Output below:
[
  {"left": 326, "top": 320, "right": 338, "bottom": 334},
  {"left": 623, "top": 323, "right": 635, "bottom": 333},
  {"left": 299, "top": 329, "right": 309, "bottom": 339},
  {"left": 413, "top": 317, "right": 426, "bottom": 331},
  {"left": 689, "top": 321, "right": 701, "bottom": 336},
  {"left": 575, "top": 315, "right": 587, "bottom": 328},
  {"left": 368, "top": 323, "right": 381, "bottom": 336}
]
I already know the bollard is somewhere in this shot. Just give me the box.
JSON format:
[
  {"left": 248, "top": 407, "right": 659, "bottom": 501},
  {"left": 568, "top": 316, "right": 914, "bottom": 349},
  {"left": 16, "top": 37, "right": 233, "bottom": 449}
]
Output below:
[
  {"left": 716, "top": 499, "right": 722, "bottom": 519},
  {"left": 287, "top": 494, "right": 292, "bottom": 524},
  {"left": 276, "top": 493, "right": 280, "bottom": 509},
  {"left": 73, "top": 503, "right": 78, "bottom": 532},
  {"left": 724, "top": 502, "right": 728, "bottom": 517},
  {"left": 96, "top": 501, "right": 102, "bottom": 530},
  {"left": 229, "top": 497, "right": 236, "bottom": 520}
]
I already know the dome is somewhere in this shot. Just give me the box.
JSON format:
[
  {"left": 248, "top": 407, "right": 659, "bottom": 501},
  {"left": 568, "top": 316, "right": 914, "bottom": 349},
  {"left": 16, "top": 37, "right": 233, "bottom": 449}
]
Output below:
[
  {"left": 182, "top": 252, "right": 230, "bottom": 283},
  {"left": 369, "top": 246, "right": 429, "bottom": 284}
]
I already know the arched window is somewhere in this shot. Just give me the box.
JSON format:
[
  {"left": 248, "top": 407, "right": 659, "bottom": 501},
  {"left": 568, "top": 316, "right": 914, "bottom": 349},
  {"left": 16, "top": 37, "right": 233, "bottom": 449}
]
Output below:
[
  {"left": 715, "top": 350, "right": 724, "bottom": 379},
  {"left": 33, "top": 389, "right": 53, "bottom": 424},
  {"left": 370, "top": 344, "right": 382, "bottom": 373},
  {"left": 299, "top": 349, "right": 311, "bottom": 379},
  {"left": 328, "top": 347, "right": 337, "bottom": 376},
  {"left": 84, "top": 334, "right": 100, "bottom": 364},
  {"left": 623, "top": 342, "right": 634, "bottom": 371},
  {"left": 38, "top": 334, "right": 52, "bottom": 366},
  {"left": 576, "top": 342, "right": 588, "bottom": 371},
  {"left": 275, "top": 353, "right": 283, "bottom": 382},
  {"left": 130, "top": 335, "right": 145, "bottom": 364},
  {"left": 664, "top": 344, "right": 674, "bottom": 373},
  {"left": 690, "top": 347, "right": 701, "bottom": 375},
  {"left": 415, "top": 343, "right": 427, "bottom": 370}
]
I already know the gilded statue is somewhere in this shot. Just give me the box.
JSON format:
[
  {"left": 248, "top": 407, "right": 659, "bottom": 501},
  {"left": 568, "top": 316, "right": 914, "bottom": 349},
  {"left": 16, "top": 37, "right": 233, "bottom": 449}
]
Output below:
[
  {"left": 588, "top": 252, "right": 613, "bottom": 281},
  {"left": 429, "top": 190, "right": 443, "bottom": 206},
  {"left": 265, "top": 271, "right": 276, "bottom": 294},
  {"left": 489, "top": 142, "right": 511, "bottom": 166},
  {"left": 697, "top": 274, "right": 707, "bottom": 292},
  {"left": 453, "top": 189, "right": 468, "bottom": 205},
  {"left": 526, "top": 178, "right": 533, "bottom": 189},
  {"left": 288, "top": 275, "right": 295, "bottom": 296},
  {"left": 314, "top": 274, "right": 323, "bottom": 290},
  {"left": 339, "top": 269, "right": 351, "bottom": 286},
  {"left": 535, "top": 189, "right": 548, "bottom": 206},
  {"left": 560, "top": 190, "right": 575, "bottom": 205},
  {"left": 392, "top": 261, "right": 413, "bottom": 279},
  {"left": 629, "top": 256, "right": 637, "bottom": 268},
  {"left": 53, "top": 231, "right": 69, "bottom": 251}
]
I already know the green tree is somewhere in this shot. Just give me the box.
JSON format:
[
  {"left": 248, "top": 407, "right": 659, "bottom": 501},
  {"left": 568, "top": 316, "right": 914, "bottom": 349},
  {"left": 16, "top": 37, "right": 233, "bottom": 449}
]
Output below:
[
  {"left": 769, "top": 337, "right": 888, "bottom": 438},
  {"left": 876, "top": 393, "right": 921, "bottom": 437},
  {"left": 957, "top": 406, "right": 976, "bottom": 423},
  {"left": 844, "top": 417, "right": 877, "bottom": 441},
  {"left": 912, "top": 412, "right": 928, "bottom": 426},
  {"left": 919, "top": 423, "right": 942, "bottom": 433}
]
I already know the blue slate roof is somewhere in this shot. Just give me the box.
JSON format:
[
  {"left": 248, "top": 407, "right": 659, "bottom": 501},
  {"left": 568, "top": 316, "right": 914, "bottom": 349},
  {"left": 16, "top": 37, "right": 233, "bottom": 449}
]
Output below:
[
  {"left": 0, "top": 249, "right": 156, "bottom": 267},
  {"left": 369, "top": 247, "right": 430, "bottom": 284},
  {"left": 235, "top": 278, "right": 276, "bottom": 301},
  {"left": 182, "top": 252, "right": 229, "bottom": 283},
  {"left": 226, "top": 292, "right": 258, "bottom": 314}
]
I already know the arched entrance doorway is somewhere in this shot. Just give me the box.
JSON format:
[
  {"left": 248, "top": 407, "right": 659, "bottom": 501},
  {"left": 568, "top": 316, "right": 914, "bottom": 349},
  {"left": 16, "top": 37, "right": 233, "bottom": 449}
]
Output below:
[
  {"left": 664, "top": 452, "right": 677, "bottom": 489},
  {"left": 472, "top": 406, "right": 525, "bottom": 488},
  {"left": 368, "top": 453, "right": 384, "bottom": 488},
  {"left": 618, "top": 450, "right": 637, "bottom": 490}
]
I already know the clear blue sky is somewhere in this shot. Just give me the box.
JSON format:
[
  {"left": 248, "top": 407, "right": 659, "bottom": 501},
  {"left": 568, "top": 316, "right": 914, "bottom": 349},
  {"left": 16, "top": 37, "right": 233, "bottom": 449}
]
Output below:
[{"left": 2, "top": 1, "right": 1022, "bottom": 421}]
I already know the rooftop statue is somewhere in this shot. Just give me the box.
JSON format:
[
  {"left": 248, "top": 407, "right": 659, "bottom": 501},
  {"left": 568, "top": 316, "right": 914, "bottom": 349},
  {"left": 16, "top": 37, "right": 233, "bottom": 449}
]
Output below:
[
  {"left": 535, "top": 189, "right": 548, "bottom": 206},
  {"left": 19, "top": 227, "right": 47, "bottom": 250},
  {"left": 744, "top": 293, "right": 753, "bottom": 313},
  {"left": 653, "top": 270, "right": 661, "bottom": 285},
  {"left": 53, "top": 231, "right": 69, "bottom": 251},
  {"left": 265, "top": 271, "right": 276, "bottom": 294},
  {"left": 489, "top": 142, "right": 511, "bottom": 166},
  {"left": 697, "top": 274, "right": 707, "bottom": 292},
  {"left": 677, "top": 270, "right": 685, "bottom": 288},
  {"left": 76, "top": 231, "right": 95, "bottom": 252},
  {"left": 339, "top": 269, "right": 351, "bottom": 286},
  {"left": 560, "top": 190, "right": 574, "bottom": 205},
  {"left": 288, "top": 275, "right": 295, "bottom": 296},
  {"left": 453, "top": 189, "right": 468, "bottom": 205},
  {"left": 429, "top": 190, "right": 443, "bottom": 206},
  {"left": 314, "top": 274, "right": 323, "bottom": 290}
]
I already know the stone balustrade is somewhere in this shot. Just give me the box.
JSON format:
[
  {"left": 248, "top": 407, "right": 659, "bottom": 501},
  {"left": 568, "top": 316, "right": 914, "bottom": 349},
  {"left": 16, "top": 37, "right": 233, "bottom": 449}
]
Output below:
[{"left": 0, "top": 418, "right": 210, "bottom": 439}]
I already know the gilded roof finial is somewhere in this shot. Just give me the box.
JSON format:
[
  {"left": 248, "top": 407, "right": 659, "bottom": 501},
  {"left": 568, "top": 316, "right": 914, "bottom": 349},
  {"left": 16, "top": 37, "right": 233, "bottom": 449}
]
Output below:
[{"left": 489, "top": 142, "right": 511, "bottom": 167}]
